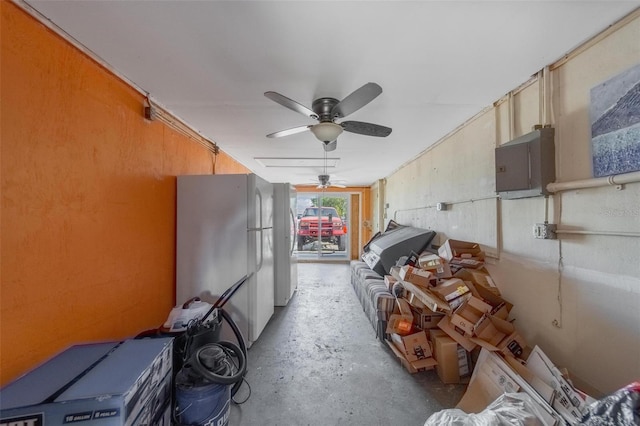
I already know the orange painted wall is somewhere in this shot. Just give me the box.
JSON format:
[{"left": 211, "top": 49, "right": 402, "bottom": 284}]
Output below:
[{"left": 0, "top": 2, "right": 249, "bottom": 385}]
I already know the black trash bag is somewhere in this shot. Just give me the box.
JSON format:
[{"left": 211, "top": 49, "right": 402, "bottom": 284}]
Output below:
[{"left": 581, "top": 381, "right": 640, "bottom": 426}]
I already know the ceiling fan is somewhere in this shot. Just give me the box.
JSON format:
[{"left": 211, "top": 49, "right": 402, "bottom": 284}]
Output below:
[
  {"left": 316, "top": 174, "right": 346, "bottom": 189},
  {"left": 264, "top": 82, "right": 392, "bottom": 151},
  {"left": 312, "top": 149, "right": 346, "bottom": 189}
]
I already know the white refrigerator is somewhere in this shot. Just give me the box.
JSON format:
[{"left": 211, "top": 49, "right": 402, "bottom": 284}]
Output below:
[
  {"left": 176, "top": 174, "right": 274, "bottom": 347},
  {"left": 273, "top": 183, "right": 298, "bottom": 306}
]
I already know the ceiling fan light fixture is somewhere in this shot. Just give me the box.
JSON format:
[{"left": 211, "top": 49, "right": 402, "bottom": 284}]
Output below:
[
  {"left": 318, "top": 174, "right": 330, "bottom": 185},
  {"left": 310, "top": 122, "right": 343, "bottom": 142}
]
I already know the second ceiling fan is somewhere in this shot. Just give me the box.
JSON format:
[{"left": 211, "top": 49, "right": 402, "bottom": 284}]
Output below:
[
  {"left": 314, "top": 146, "right": 347, "bottom": 189},
  {"left": 265, "top": 82, "right": 392, "bottom": 151},
  {"left": 316, "top": 174, "right": 346, "bottom": 189}
]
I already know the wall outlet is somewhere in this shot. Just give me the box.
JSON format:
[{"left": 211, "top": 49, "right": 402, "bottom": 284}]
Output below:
[{"left": 534, "top": 223, "right": 557, "bottom": 239}]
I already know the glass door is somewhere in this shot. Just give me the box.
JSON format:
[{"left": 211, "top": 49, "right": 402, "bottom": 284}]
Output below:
[{"left": 294, "top": 192, "right": 350, "bottom": 261}]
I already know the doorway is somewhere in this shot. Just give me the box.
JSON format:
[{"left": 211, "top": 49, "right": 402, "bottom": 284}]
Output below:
[{"left": 295, "top": 192, "right": 350, "bottom": 261}]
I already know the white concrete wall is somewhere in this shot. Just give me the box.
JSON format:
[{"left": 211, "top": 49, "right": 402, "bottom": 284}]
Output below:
[{"left": 383, "top": 13, "right": 640, "bottom": 394}]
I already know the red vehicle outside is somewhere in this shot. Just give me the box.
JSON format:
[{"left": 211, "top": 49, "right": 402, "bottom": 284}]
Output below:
[{"left": 297, "top": 207, "right": 347, "bottom": 251}]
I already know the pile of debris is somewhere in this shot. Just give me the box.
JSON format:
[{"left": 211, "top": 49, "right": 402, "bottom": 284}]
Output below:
[{"left": 384, "top": 238, "right": 600, "bottom": 425}]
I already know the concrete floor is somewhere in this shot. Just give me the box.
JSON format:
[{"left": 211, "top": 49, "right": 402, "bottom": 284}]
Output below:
[{"left": 229, "top": 262, "right": 466, "bottom": 426}]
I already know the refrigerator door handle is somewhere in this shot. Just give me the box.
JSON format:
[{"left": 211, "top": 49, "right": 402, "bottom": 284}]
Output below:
[
  {"left": 256, "top": 188, "right": 264, "bottom": 272},
  {"left": 289, "top": 207, "right": 296, "bottom": 255},
  {"left": 257, "top": 228, "right": 264, "bottom": 272}
]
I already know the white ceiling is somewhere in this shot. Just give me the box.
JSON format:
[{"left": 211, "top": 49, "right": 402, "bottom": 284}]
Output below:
[{"left": 23, "top": 0, "right": 639, "bottom": 186}]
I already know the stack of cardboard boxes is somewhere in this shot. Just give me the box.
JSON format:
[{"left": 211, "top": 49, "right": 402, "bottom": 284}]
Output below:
[
  {"left": 385, "top": 238, "right": 523, "bottom": 382},
  {"left": 385, "top": 238, "right": 597, "bottom": 424}
]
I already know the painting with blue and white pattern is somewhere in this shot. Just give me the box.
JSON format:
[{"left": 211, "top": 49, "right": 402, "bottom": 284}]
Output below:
[{"left": 590, "top": 63, "right": 640, "bottom": 177}]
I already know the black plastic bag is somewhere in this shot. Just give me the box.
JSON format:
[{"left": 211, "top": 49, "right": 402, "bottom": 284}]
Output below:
[{"left": 581, "top": 381, "right": 640, "bottom": 426}]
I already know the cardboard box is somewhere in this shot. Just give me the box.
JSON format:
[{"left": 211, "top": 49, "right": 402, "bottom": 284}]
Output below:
[
  {"left": 456, "top": 349, "right": 563, "bottom": 425},
  {"left": 384, "top": 274, "right": 398, "bottom": 292},
  {"left": 390, "top": 330, "right": 433, "bottom": 362},
  {"left": 399, "top": 265, "right": 433, "bottom": 288},
  {"left": 386, "top": 339, "right": 437, "bottom": 374},
  {"left": 526, "top": 346, "right": 596, "bottom": 423},
  {"left": 394, "top": 297, "right": 413, "bottom": 316},
  {"left": 503, "top": 356, "right": 555, "bottom": 403},
  {"left": 438, "top": 239, "right": 485, "bottom": 262},
  {"left": 400, "top": 280, "right": 451, "bottom": 313},
  {"left": 470, "top": 315, "right": 527, "bottom": 358},
  {"left": 449, "top": 296, "right": 493, "bottom": 336},
  {"left": 433, "top": 334, "right": 459, "bottom": 383},
  {"left": 407, "top": 291, "right": 427, "bottom": 309},
  {"left": 387, "top": 340, "right": 416, "bottom": 373},
  {"left": 433, "top": 334, "right": 472, "bottom": 384},
  {"left": 429, "top": 328, "right": 447, "bottom": 348},
  {"left": 450, "top": 258, "right": 485, "bottom": 269},
  {"left": 417, "top": 253, "right": 453, "bottom": 278},
  {"left": 403, "top": 251, "right": 420, "bottom": 267},
  {"left": 437, "top": 315, "right": 478, "bottom": 352},
  {"left": 0, "top": 339, "right": 173, "bottom": 426},
  {"left": 386, "top": 314, "right": 413, "bottom": 335},
  {"left": 462, "top": 279, "right": 513, "bottom": 320},
  {"left": 454, "top": 268, "right": 499, "bottom": 293},
  {"left": 431, "top": 278, "right": 471, "bottom": 309},
  {"left": 457, "top": 345, "right": 472, "bottom": 377},
  {"left": 456, "top": 350, "right": 521, "bottom": 414},
  {"left": 384, "top": 297, "right": 415, "bottom": 335},
  {"left": 412, "top": 307, "right": 445, "bottom": 330},
  {"left": 410, "top": 357, "right": 438, "bottom": 372}
]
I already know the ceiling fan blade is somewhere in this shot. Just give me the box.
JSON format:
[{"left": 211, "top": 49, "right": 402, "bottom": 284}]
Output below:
[
  {"left": 331, "top": 183, "right": 347, "bottom": 188},
  {"left": 331, "top": 82, "right": 382, "bottom": 119},
  {"left": 264, "top": 91, "right": 318, "bottom": 119},
  {"left": 266, "top": 125, "right": 312, "bottom": 138},
  {"left": 322, "top": 140, "right": 337, "bottom": 152},
  {"left": 341, "top": 121, "right": 392, "bottom": 137}
]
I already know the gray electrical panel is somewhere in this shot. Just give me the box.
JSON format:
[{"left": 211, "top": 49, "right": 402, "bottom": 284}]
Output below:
[{"left": 495, "top": 127, "right": 555, "bottom": 199}]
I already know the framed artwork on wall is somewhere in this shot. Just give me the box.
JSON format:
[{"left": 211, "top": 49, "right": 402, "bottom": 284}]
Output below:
[{"left": 590, "top": 62, "right": 640, "bottom": 177}]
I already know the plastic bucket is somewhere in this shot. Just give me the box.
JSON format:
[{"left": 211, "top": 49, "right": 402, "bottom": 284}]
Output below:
[{"left": 175, "top": 382, "right": 231, "bottom": 426}]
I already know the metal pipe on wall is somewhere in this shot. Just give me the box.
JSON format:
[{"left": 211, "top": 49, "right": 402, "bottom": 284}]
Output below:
[
  {"left": 556, "top": 229, "right": 640, "bottom": 238},
  {"left": 546, "top": 170, "right": 640, "bottom": 193},
  {"left": 508, "top": 92, "right": 515, "bottom": 140},
  {"left": 543, "top": 66, "right": 552, "bottom": 126},
  {"left": 392, "top": 195, "right": 499, "bottom": 221}
]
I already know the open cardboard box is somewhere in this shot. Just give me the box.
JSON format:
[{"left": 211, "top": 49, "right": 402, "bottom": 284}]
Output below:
[
  {"left": 437, "top": 315, "right": 478, "bottom": 352},
  {"left": 461, "top": 279, "right": 513, "bottom": 320},
  {"left": 456, "top": 349, "right": 562, "bottom": 425},
  {"left": 399, "top": 264, "right": 434, "bottom": 288},
  {"left": 470, "top": 314, "right": 527, "bottom": 359},
  {"left": 449, "top": 295, "right": 493, "bottom": 336},
  {"left": 386, "top": 314, "right": 413, "bottom": 335},
  {"left": 399, "top": 280, "right": 451, "bottom": 313},
  {"left": 390, "top": 330, "right": 433, "bottom": 361},
  {"left": 386, "top": 330, "right": 438, "bottom": 374},
  {"left": 417, "top": 253, "right": 453, "bottom": 279},
  {"left": 386, "top": 340, "right": 438, "bottom": 374},
  {"left": 385, "top": 297, "right": 414, "bottom": 335},
  {"left": 454, "top": 268, "right": 500, "bottom": 295},
  {"left": 411, "top": 306, "right": 445, "bottom": 330},
  {"left": 438, "top": 239, "right": 485, "bottom": 262}
]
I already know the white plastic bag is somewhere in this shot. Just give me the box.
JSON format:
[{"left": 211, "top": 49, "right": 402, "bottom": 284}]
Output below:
[{"left": 424, "top": 392, "right": 549, "bottom": 426}]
